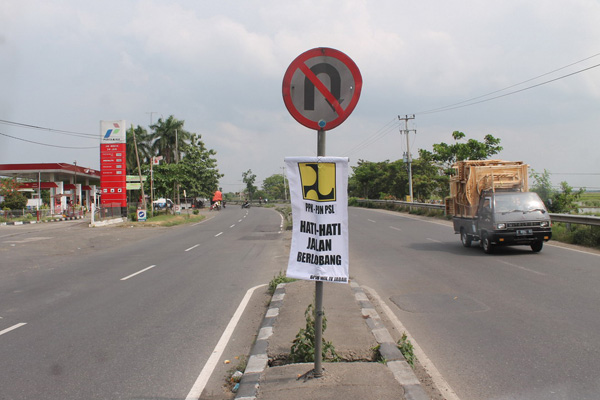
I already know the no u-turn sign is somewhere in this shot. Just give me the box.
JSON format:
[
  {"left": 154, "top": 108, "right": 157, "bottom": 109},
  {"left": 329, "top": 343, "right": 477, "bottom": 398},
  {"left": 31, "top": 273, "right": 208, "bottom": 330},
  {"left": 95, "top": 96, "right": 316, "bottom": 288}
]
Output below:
[{"left": 282, "top": 48, "right": 362, "bottom": 131}]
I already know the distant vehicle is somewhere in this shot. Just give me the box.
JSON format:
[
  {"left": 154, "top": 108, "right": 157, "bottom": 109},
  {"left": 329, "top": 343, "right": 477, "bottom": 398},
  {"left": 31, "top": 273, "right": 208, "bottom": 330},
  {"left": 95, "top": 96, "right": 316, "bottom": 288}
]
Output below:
[
  {"left": 153, "top": 198, "right": 174, "bottom": 210},
  {"left": 446, "top": 160, "right": 552, "bottom": 253}
]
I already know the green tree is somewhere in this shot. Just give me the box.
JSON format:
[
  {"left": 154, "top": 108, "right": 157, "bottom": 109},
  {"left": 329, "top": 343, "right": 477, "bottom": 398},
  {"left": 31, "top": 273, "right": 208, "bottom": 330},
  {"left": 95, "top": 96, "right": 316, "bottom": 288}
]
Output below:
[
  {"left": 126, "top": 125, "right": 152, "bottom": 174},
  {"left": 150, "top": 115, "right": 191, "bottom": 164},
  {"left": 149, "top": 134, "right": 222, "bottom": 199},
  {"left": 417, "top": 131, "right": 502, "bottom": 198},
  {"left": 0, "top": 178, "right": 28, "bottom": 209},
  {"left": 349, "top": 160, "right": 388, "bottom": 199},
  {"left": 529, "top": 169, "right": 555, "bottom": 206},
  {"left": 242, "top": 169, "right": 257, "bottom": 200},
  {"left": 179, "top": 134, "right": 223, "bottom": 198},
  {"left": 262, "top": 173, "right": 288, "bottom": 200},
  {"left": 530, "top": 169, "right": 584, "bottom": 213},
  {"left": 349, "top": 157, "right": 444, "bottom": 201},
  {"left": 423, "top": 131, "right": 503, "bottom": 175}
]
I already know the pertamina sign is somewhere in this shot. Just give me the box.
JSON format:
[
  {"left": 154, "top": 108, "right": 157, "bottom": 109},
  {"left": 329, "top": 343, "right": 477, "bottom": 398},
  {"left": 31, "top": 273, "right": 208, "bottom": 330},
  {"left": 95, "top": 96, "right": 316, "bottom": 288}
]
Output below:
[
  {"left": 285, "top": 157, "right": 349, "bottom": 283},
  {"left": 282, "top": 47, "right": 362, "bottom": 131},
  {"left": 100, "top": 120, "right": 127, "bottom": 208}
]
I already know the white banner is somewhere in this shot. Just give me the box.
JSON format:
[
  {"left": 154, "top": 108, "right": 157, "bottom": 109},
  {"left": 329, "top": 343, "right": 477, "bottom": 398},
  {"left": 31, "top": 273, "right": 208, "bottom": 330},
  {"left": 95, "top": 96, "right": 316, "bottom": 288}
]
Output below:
[{"left": 285, "top": 157, "right": 349, "bottom": 284}]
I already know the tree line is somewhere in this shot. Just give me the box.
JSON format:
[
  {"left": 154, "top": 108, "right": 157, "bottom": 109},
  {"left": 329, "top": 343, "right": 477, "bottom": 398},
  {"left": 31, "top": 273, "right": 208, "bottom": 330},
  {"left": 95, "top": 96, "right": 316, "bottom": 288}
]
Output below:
[
  {"left": 348, "top": 131, "right": 583, "bottom": 214},
  {"left": 126, "top": 115, "right": 222, "bottom": 201}
]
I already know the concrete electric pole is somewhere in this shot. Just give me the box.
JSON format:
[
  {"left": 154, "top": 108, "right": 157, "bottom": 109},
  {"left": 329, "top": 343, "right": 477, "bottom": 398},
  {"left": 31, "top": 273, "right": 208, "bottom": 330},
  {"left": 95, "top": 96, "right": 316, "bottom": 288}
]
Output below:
[{"left": 398, "top": 115, "right": 416, "bottom": 202}]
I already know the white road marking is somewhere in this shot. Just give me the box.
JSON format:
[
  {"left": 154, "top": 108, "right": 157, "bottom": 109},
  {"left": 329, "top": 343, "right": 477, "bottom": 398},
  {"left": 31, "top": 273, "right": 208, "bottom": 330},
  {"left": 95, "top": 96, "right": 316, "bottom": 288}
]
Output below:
[
  {"left": 238, "top": 219, "right": 243, "bottom": 223},
  {"left": 0, "top": 323, "right": 27, "bottom": 337},
  {"left": 185, "top": 244, "right": 200, "bottom": 252},
  {"left": 547, "top": 243, "right": 600, "bottom": 257},
  {"left": 4, "top": 237, "right": 52, "bottom": 244},
  {"left": 496, "top": 260, "right": 546, "bottom": 276},
  {"left": 215, "top": 232, "right": 223, "bottom": 237},
  {"left": 363, "top": 286, "right": 461, "bottom": 400},
  {"left": 427, "top": 238, "right": 442, "bottom": 243},
  {"left": 185, "top": 284, "right": 266, "bottom": 400},
  {"left": 389, "top": 226, "right": 402, "bottom": 231},
  {"left": 120, "top": 265, "right": 156, "bottom": 281},
  {"left": 368, "top": 219, "right": 376, "bottom": 223},
  {"left": 230, "top": 224, "right": 235, "bottom": 228}
]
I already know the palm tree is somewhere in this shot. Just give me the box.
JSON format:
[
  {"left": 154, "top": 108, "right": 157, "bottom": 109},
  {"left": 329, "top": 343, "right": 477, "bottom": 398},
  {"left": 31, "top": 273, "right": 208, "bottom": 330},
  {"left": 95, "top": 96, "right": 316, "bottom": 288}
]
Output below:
[
  {"left": 126, "top": 125, "right": 152, "bottom": 173},
  {"left": 149, "top": 115, "right": 191, "bottom": 164}
]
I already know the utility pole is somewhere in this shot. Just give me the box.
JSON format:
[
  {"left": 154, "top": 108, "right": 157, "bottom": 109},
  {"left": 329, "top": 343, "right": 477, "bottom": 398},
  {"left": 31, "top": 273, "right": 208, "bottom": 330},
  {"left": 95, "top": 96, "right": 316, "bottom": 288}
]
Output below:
[
  {"left": 146, "top": 111, "right": 157, "bottom": 126},
  {"left": 398, "top": 115, "right": 416, "bottom": 202},
  {"left": 132, "top": 124, "right": 147, "bottom": 211},
  {"left": 175, "top": 129, "right": 180, "bottom": 211},
  {"left": 281, "top": 166, "right": 288, "bottom": 201}
]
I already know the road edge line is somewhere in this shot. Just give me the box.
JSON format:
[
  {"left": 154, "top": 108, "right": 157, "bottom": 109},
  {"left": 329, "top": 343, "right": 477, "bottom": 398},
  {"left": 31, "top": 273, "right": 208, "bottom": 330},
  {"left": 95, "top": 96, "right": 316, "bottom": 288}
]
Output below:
[
  {"left": 186, "top": 283, "right": 266, "bottom": 400},
  {"left": 363, "top": 285, "right": 461, "bottom": 400}
]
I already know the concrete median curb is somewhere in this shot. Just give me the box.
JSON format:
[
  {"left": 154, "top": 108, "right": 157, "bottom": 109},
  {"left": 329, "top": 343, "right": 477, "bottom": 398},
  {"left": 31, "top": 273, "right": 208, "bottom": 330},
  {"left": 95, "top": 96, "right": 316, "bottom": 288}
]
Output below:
[
  {"left": 235, "top": 280, "right": 430, "bottom": 400},
  {"left": 1, "top": 215, "right": 84, "bottom": 226},
  {"left": 235, "top": 284, "right": 286, "bottom": 400},
  {"left": 350, "top": 281, "right": 430, "bottom": 400}
]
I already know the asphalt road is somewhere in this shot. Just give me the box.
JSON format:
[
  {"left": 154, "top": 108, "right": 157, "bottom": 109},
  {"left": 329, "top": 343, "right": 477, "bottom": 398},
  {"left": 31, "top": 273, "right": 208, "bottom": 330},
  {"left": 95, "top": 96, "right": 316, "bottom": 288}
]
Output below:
[
  {"left": 348, "top": 207, "right": 600, "bottom": 400},
  {"left": 0, "top": 207, "right": 288, "bottom": 400}
]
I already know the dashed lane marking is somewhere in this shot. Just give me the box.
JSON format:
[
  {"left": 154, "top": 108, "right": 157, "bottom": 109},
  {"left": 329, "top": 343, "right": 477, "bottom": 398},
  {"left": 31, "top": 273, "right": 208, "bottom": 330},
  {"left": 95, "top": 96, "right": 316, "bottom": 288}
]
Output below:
[
  {"left": 120, "top": 265, "right": 156, "bottom": 281},
  {"left": 0, "top": 323, "right": 27, "bottom": 337},
  {"left": 185, "top": 244, "right": 200, "bottom": 252}
]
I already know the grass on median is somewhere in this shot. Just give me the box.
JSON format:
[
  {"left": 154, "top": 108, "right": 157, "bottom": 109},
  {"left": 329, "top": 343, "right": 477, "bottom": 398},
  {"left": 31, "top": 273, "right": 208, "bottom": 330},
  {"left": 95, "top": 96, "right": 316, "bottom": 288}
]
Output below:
[{"left": 132, "top": 213, "right": 206, "bottom": 227}]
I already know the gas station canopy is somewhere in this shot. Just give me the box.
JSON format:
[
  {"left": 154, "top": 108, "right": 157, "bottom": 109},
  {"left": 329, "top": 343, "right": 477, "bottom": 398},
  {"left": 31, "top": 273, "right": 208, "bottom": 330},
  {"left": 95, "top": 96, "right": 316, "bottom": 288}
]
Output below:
[{"left": 0, "top": 163, "right": 100, "bottom": 185}]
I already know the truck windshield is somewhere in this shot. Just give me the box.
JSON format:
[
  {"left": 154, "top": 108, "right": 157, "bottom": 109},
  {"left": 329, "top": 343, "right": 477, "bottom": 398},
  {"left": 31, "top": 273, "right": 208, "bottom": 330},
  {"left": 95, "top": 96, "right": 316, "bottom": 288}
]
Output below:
[{"left": 495, "top": 193, "right": 547, "bottom": 214}]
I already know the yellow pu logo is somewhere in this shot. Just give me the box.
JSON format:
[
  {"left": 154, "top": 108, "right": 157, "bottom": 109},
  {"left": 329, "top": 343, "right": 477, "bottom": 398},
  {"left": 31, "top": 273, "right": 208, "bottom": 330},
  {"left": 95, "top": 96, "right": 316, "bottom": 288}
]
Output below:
[{"left": 299, "top": 162, "right": 336, "bottom": 202}]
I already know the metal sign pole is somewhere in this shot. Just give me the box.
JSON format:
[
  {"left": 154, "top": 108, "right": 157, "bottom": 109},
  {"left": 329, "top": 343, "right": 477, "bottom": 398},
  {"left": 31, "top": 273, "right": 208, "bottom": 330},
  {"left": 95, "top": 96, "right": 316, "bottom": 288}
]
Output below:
[{"left": 314, "top": 129, "right": 326, "bottom": 377}]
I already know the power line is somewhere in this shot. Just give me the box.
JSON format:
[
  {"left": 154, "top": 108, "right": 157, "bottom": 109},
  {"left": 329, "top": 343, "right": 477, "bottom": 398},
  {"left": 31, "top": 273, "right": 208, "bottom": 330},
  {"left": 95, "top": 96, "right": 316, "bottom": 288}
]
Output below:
[
  {"left": 348, "top": 53, "right": 600, "bottom": 158},
  {"left": 414, "top": 56, "right": 600, "bottom": 116},
  {"left": 0, "top": 119, "right": 98, "bottom": 138},
  {"left": 342, "top": 117, "right": 400, "bottom": 158},
  {"left": 550, "top": 172, "right": 600, "bottom": 176},
  {"left": 414, "top": 52, "right": 600, "bottom": 114},
  {"left": 423, "top": 63, "right": 600, "bottom": 115},
  {"left": 0, "top": 132, "right": 98, "bottom": 149}
]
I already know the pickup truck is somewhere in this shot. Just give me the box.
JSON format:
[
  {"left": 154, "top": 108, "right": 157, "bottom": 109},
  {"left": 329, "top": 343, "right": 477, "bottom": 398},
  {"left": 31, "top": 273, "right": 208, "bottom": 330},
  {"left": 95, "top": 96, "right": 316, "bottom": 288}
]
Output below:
[
  {"left": 446, "top": 160, "right": 552, "bottom": 253},
  {"left": 453, "top": 190, "right": 552, "bottom": 253}
]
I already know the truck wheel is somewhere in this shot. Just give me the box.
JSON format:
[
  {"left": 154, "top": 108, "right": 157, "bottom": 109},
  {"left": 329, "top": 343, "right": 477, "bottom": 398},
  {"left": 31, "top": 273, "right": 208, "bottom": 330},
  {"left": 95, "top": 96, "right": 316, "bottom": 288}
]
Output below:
[
  {"left": 531, "top": 241, "right": 543, "bottom": 252},
  {"left": 460, "top": 229, "right": 472, "bottom": 247},
  {"left": 482, "top": 233, "right": 494, "bottom": 254}
]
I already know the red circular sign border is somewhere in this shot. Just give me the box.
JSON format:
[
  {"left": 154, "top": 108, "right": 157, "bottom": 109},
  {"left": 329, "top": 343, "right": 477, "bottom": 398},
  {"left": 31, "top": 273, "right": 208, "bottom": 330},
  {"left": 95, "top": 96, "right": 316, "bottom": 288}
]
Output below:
[{"left": 282, "top": 47, "right": 363, "bottom": 131}]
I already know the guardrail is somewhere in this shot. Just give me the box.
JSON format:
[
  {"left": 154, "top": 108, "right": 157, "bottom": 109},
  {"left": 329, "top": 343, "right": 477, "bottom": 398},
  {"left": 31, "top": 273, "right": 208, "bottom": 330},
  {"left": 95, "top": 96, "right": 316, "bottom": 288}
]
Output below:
[
  {"left": 548, "top": 213, "right": 600, "bottom": 226},
  {"left": 355, "top": 199, "right": 600, "bottom": 227}
]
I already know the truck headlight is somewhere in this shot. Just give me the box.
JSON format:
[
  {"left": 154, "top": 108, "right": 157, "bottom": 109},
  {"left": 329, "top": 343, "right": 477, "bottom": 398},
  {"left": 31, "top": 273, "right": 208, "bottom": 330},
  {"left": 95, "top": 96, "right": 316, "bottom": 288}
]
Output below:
[
  {"left": 496, "top": 223, "right": 506, "bottom": 230},
  {"left": 540, "top": 221, "right": 550, "bottom": 227}
]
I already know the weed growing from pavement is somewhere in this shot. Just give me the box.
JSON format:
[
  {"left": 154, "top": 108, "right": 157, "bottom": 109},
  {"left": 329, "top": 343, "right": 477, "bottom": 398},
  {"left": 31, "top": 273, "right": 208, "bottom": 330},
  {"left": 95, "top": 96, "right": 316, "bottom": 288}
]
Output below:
[
  {"left": 398, "top": 332, "right": 416, "bottom": 367},
  {"left": 290, "top": 303, "right": 339, "bottom": 363},
  {"left": 371, "top": 344, "right": 387, "bottom": 364},
  {"left": 268, "top": 271, "right": 296, "bottom": 295}
]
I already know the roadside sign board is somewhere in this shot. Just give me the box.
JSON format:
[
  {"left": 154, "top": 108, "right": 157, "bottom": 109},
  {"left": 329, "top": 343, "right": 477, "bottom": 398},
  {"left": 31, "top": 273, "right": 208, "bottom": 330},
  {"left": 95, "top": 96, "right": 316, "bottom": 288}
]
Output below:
[
  {"left": 137, "top": 209, "right": 147, "bottom": 221},
  {"left": 100, "top": 120, "right": 127, "bottom": 208},
  {"left": 282, "top": 48, "right": 362, "bottom": 131},
  {"left": 285, "top": 156, "right": 349, "bottom": 283}
]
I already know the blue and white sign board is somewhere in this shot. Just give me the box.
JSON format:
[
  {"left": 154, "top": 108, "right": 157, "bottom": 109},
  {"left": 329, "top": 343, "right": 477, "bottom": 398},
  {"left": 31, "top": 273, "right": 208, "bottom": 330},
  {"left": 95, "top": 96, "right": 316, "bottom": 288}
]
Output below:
[
  {"left": 137, "top": 209, "right": 147, "bottom": 222},
  {"left": 285, "top": 156, "right": 349, "bottom": 283}
]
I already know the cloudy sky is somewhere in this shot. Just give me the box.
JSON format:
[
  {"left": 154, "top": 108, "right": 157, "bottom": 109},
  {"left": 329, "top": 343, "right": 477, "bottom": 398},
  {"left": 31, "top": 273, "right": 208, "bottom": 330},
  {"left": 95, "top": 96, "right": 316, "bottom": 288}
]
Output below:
[{"left": 1, "top": 0, "right": 599, "bottom": 193}]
